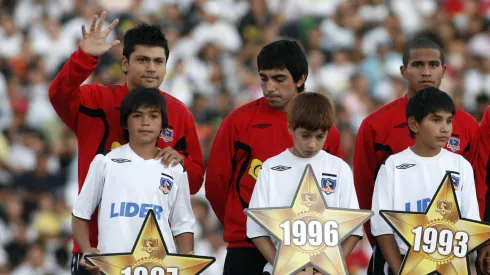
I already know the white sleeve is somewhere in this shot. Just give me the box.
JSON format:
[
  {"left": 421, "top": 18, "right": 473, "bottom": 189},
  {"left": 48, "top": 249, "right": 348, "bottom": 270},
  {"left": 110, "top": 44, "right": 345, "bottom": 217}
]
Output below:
[
  {"left": 371, "top": 164, "right": 394, "bottom": 237},
  {"left": 339, "top": 163, "right": 363, "bottom": 237},
  {"left": 169, "top": 171, "right": 195, "bottom": 236},
  {"left": 247, "top": 166, "right": 270, "bottom": 239},
  {"left": 72, "top": 154, "right": 106, "bottom": 220},
  {"left": 460, "top": 162, "right": 481, "bottom": 221}
]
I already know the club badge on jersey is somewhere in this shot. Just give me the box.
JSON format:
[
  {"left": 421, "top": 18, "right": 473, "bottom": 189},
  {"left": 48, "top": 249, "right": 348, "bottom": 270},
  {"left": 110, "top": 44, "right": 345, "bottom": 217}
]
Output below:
[
  {"left": 160, "top": 128, "right": 174, "bottom": 142},
  {"left": 320, "top": 174, "right": 336, "bottom": 195},
  {"left": 451, "top": 174, "right": 460, "bottom": 190},
  {"left": 159, "top": 175, "right": 173, "bottom": 195},
  {"left": 447, "top": 137, "right": 460, "bottom": 152}
]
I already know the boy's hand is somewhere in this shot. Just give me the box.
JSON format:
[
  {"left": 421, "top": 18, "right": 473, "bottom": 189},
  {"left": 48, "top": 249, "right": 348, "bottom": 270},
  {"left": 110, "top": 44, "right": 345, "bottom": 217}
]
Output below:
[
  {"left": 477, "top": 245, "right": 490, "bottom": 275},
  {"left": 155, "top": 147, "right": 184, "bottom": 167},
  {"left": 81, "top": 248, "right": 102, "bottom": 274},
  {"left": 80, "top": 11, "right": 120, "bottom": 57}
]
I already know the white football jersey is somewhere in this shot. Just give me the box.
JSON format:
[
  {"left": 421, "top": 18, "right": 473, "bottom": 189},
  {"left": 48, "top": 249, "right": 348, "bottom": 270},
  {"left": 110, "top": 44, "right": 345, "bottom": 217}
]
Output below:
[
  {"left": 371, "top": 147, "right": 480, "bottom": 255},
  {"left": 247, "top": 149, "right": 363, "bottom": 272},
  {"left": 72, "top": 144, "right": 195, "bottom": 254}
]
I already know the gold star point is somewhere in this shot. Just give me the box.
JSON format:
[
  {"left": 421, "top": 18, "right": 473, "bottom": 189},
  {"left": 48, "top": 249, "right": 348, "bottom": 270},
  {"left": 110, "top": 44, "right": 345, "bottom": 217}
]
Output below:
[
  {"left": 85, "top": 210, "right": 215, "bottom": 275},
  {"left": 246, "top": 164, "right": 373, "bottom": 275},
  {"left": 381, "top": 172, "right": 490, "bottom": 275}
]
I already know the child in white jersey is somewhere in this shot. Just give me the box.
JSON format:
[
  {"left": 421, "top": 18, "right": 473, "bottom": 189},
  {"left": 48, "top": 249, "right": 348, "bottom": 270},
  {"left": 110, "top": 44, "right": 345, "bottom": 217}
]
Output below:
[
  {"left": 246, "top": 92, "right": 362, "bottom": 275},
  {"left": 371, "top": 87, "right": 480, "bottom": 275},
  {"left": 72, "top": 88, "right": 195, "bottom": 273}
]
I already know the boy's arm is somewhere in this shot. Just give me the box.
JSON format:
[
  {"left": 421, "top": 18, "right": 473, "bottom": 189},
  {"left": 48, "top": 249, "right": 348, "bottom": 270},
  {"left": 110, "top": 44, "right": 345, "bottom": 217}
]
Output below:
[
  {"left": 169, "top": 170, "right": 195, "bottom": 254},
  {"left": 252, "top": 236, "right": 277, "bottom": 265},
  {"left": 174, "top": 233, "right": 194, "bottom": 255},
  {"left": 205, "top": 116, "right": 236, "bottom": 224},
  {"left": 72, "top": 154, "right": 107, "bottom": 252},
  {"left": 371, "top": 164, "right": 401, "bottom": 273},
  {"left": 461, "top": 162, "right": 481, "bottom": 221},
  {"left": 339, "top": 162, "right": 363, "bottom": 242},
  {"left": 353, "top": 119, "right": 377, "bottom": 244},
  {"left": 247, "top": 166, "right": 276, "bottom": 264},
  {"left": 72, "top": 217, "right": 93, "bottom": 254},
  {"left": 71, "top": 216, "right": 102, "bottom": 274},
  {"left": 338, "top": 163, "right": 362, "bottom": 257},
  {"left": 341, "top": 236, "right": 362, "bottom": 257},
  {"left": 376, "top": 235, "right": 402, "bottom": 274},
  {"left": 179, "top": 110, "right": 205, "bottom": 195}
]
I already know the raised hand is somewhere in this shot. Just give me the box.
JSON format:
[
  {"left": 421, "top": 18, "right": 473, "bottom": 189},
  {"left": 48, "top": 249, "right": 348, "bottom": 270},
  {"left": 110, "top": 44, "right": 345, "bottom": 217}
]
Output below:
[{"left": 80, "top": 11, "right": 120, "bottom": 57}]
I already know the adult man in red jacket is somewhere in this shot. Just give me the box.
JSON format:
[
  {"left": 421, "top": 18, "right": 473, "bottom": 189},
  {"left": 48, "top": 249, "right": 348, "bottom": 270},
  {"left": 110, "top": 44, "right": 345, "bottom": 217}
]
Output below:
[
  {"left": 353, "top": 38, "right": 483, "bottom": 273},
  {"left": 205, "top": 40, "right": 342, "bottom": 275},
  {"left": 49, "top": 12, "right": 204, "bottom": 275},
  {"left": 476, "top": 106, "right": 490, "bottom": 275}
]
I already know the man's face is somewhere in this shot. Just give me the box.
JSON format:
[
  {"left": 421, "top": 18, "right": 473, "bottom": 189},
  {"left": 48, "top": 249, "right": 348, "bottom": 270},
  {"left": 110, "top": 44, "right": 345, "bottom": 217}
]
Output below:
[
  {"left": 127, "top": 106, "right": 162, "bottom": 145},
  {"left": 123, "top": 45, "right": 167, "bottom": 90},
  {"left": 401, "top": 48, "right": 446, "bottom": 94},
  {"left": 259, "top": 68, "right": 305, "bottom": 111}
]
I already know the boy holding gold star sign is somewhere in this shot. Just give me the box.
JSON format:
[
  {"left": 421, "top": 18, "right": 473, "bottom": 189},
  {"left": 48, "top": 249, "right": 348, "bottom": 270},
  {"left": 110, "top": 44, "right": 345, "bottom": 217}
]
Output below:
[
  {"left": 246, "top": 92, "right": 367, "bottom": 275},
  {"left": 371, "top": 88, "right": 483, "bottom": 274},
  {"left": 72, "top": 88, "right": 195, "bottom": 274}
]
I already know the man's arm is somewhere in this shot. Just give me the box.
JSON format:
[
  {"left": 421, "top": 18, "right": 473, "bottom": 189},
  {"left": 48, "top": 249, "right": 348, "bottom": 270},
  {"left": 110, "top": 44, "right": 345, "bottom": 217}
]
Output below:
[
  {"left": 477, "top": 107, "right": 490, "bottom": 221},
  {"left": 325, "top": 124, "right": 343, "bottom": 159},
  {"left": 180, "top": 110, "right": 205, "bottom": 195},
  {"left": 169, "top": 171, "right": 195, "bottom": 254},
  {"left": 205, "top": 116, "right": 236, "bottom": 224},
  {"left": 353, "top": 119, "right": 377, "bottom": 244},
  {"left": 462, "top": 112, "right": 486, "bottom": 219},
  {"left": 48, "top": 11, "right": 119, "bottom": 130}
]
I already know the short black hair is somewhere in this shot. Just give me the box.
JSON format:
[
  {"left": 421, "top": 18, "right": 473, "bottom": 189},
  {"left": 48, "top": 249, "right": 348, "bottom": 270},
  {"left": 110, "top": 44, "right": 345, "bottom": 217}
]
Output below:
[
  {"left": 120, "top": 88, "right": 168, "bottom": 142},
  {"left": 406, "top": 87, "right": 456, "bottom": 138},
  {"left": 123, "top": 22, "right": 170, "bottom": 60},
  {"left": 257, "top": 40, "right": 308, "bottom": 92},
  {"left": 402, "top": 38, "right": 444, "bottom": 67}
]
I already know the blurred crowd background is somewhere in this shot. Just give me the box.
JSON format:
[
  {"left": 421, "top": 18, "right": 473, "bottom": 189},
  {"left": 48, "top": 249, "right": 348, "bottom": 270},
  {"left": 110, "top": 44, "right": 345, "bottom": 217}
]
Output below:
[{"left": 0, "top": 0, "right": 490, "bottom": 274}]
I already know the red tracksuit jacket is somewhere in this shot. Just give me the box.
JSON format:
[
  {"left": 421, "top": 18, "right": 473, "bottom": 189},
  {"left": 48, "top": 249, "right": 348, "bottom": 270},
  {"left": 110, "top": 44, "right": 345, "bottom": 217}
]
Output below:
[
  {"left": 205, "top": 97, "right": 342, "bottom": 248},
  {"left": 49, "top": 48, "right": 205, "bottom": 253},
  {"left": 354, "top": 95, "right": 481, "bottom": 245},
  {"left": 476, "top": 106, "right": 490, "bottom": 221}
]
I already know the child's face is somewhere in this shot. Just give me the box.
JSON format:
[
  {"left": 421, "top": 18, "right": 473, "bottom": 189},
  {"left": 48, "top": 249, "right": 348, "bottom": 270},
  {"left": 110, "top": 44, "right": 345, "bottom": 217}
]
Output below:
[
  {"left": 127, "top": 106, "right": 162, "bottom": 144},
  {"left": 410, "top": 110, "right": 453, "bottom": 149},
  {"left": 289, "top": 126, "right": 328, "bottom": 158}
]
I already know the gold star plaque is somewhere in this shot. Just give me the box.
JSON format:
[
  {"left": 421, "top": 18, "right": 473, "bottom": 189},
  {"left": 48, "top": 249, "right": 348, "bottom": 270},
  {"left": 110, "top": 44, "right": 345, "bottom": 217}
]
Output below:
[
  {"left": 381, "top": 172, "right": 490, "bottom": 275},
  {"left": 85, "top": 210, "right": 215, "bottom": 275},
  {"left": 245, "top": 164, "right": 373, "bottom": 275}
]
